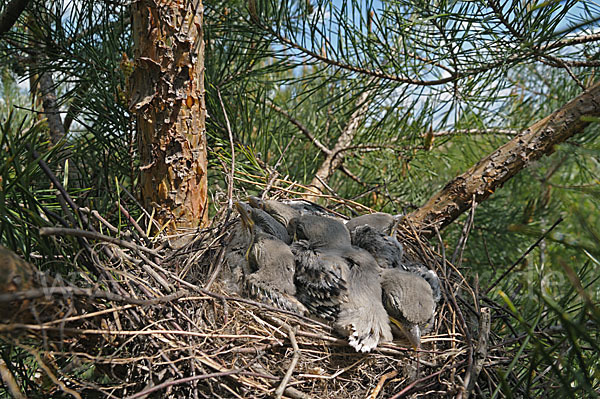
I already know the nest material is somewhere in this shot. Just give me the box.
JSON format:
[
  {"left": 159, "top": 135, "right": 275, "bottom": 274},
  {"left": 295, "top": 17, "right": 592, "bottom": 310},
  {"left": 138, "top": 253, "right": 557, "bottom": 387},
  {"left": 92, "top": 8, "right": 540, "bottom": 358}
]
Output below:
[{"left": 0, "top": 194, "right": 489, "bottom": 399}]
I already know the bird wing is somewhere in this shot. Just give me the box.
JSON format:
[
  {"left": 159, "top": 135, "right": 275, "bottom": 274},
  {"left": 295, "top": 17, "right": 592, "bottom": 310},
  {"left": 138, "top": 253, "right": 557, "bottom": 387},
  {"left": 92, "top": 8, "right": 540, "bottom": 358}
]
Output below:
[
  {"left": 292, "top": 242, "right": 349, "bottom": 321},
  {"left": 335, "top": 252, "right": 393, "bottom": 352},
  {"left": 351, "top": 225, "right": 404, "bottom": 269}
]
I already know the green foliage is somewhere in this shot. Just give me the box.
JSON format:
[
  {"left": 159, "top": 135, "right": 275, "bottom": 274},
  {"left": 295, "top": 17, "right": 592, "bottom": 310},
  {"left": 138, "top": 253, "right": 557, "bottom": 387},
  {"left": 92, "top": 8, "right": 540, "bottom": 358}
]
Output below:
[{"left": 2, "top": 0, "right": 600, "bottom": 396}]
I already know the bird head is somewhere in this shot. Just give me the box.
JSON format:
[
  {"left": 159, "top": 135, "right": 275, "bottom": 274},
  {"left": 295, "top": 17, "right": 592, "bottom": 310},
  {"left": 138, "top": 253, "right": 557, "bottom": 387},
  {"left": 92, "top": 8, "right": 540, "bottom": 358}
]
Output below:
[{"left": 389, "top": 316, "right": 421, "bottom": 349}]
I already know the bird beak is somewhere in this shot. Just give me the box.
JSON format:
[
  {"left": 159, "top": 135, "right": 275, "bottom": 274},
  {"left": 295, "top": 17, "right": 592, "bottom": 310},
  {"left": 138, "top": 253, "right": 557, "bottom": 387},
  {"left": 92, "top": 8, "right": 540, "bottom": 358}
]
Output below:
[
  {"left": 235, "top": 202, "right": 254, "bottom": 231},
  {"left": 389, "top": 316, "right": 421, "bottom": 349}
]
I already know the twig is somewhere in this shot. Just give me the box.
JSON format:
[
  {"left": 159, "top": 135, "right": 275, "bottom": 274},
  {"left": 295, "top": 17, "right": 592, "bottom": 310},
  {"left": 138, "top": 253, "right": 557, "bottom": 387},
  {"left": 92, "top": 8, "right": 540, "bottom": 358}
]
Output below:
[
  {"left": 119, "top": 202, "right": 151, "bottom": 245},
  {"left": 370, "top": 370, "right": 398, "bottom": 399},
  {"left": 0, "top": 358, "right": 25, "bottom": 399},
  {"left": 26, "top": 345, "right": 82, "bottom": 399},
  {"left": 125, "top": 369, "right": 278, "bottom": 399},
  {"left": 464, "top": 307, "right": 491, "bottom": 399},
  {"left": 0, "top": 286, "right": 187, "bottom": 305},
  {"left": 217, "top": 88, "right": 235, "bottom": 214},
  {"left": 275, "top": 325, "right": 301, "bottom": 399},
  {"left": 204, "top": 237, "right": 228, "bottom": 290},
  {"left": 451, "top": 195, "right": 477, "bottom": 266},
  {"left": 484, "top": 217, "right": 563, "bottom": 295},
  {"left": 40, "top": 227, "right": 161, "bottom": 257},
  {"left": 79, "top": 207, "right": 119, "bottom": 234},
  {"left": 388, "top": 366, "right": 451, "bottom": 399},
  {"left": 268, "top": 101, "right": 331, "bottom": 155}
]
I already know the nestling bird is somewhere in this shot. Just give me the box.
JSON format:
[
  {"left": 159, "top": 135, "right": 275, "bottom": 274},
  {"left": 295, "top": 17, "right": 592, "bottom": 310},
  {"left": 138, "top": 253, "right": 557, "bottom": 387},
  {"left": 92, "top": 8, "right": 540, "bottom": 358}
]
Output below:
[
  {"left": 248, "top": 196, "right": 301, "bottom": 229},
  {"left": 380, "top": 268, "right": 436, "bottom": 348},
  {"left": 345, "top": 212, "right": 400, "bottom": 236},
  {"left": 351, "top": 224, "right": 404, "bottom": 269},
  {"left": 289, "top": 215, "right": 392, "bottom": 352},
  {"left": 235, "top": 202, "right": 307, "bottom": 314}
]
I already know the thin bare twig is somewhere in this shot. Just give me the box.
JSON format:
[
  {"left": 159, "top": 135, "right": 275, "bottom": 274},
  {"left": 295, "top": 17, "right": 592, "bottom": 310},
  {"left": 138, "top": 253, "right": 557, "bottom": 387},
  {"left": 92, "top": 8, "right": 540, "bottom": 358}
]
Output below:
[
  {"left": 39, "top": 227, "right": 161, "bottom": 257},
  {"left": 217, "top": 88, "right": 236, "bottom": 214},
  {"left": 275, "top": 325, "right": 301, "bottom": 398},
  {"left": 370, "top": 370, "right": 398, "bottom": 399}
]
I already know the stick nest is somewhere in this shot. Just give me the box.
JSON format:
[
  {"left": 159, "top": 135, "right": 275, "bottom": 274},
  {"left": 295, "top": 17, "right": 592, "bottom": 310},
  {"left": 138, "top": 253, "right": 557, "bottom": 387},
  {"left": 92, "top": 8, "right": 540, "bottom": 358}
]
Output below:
[{"left": 0, "top": 192, "right": 490, "bottom": 399}]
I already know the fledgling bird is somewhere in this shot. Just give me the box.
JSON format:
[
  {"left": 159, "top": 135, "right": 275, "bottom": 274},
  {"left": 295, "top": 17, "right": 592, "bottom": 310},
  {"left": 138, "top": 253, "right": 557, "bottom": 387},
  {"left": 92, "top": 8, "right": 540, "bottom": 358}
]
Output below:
[
  {"left": 235, "top": 202, "right": 307, "bottom": 314},
  {"left": 289, "top": 215, "right": 392, "bottom": 352},
  {"left": 248, "top": 196, "right": 301, "bottom": 229},
  {"left": 404, "top": 260, "right": 442, "bottom": 303},
  {"left": 380, "top": 268, "right": 436, "bottom": 348},
  {"left": 238, "top": 201, "right": 291, "bottom": 244},
  {"left": 332, "top": 248, "right": 393, "bottom": 352},
  {"left": 345, "top": 212, "right": 400, "bottom": 236},
  {"left": 288, "top": 215, "right": 351, "bottom": 249}
]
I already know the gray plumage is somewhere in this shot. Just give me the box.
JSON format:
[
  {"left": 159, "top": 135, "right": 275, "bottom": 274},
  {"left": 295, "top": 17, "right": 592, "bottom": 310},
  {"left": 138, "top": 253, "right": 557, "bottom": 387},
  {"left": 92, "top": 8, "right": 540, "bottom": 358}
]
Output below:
[
  {"left": 237, "top": 202, "right": 291, "bottom": 244},
  {"left": 404, "top": 261, "right": 442, "bottom": 303},
  {"left": 245, "top": 231, "right": 307, "bottom": 314},
  {"left": 332, "top": 247, "right": 393, "bottom": 352},
  {"left": 287, "top": 215, "right": 351, "bottom": 249},
  {"left": 222, "top": 223, "right": 253, "bottom": 293},
  {"left": 380, "top": 268, "right": 436, "bottom": 348},
  {"left": 288, "top": 215, "right": 391, "bottom": 352},
  {"left": 292, "top": 241, "right": 348, "bottom": 321},
  {"left": 351, "top": 224, "right": 404, "bottom": 269},
  {"left": 234, "top": 202, "right": 306, "bottom": 314},
  {"left": 282, "top": 199, "right": 341, "bottom": 219},
  {"left": 248, "top": 196, "right": 301, "bottom": 228},
  {"left": 345, "top": 212, "right": 398, "bottom": 235}
]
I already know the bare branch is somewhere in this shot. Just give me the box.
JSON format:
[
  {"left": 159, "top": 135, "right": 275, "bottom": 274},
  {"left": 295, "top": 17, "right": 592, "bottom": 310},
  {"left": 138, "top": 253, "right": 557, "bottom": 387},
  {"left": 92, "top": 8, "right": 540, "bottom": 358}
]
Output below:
[
  {"left": 268, "top": 101, "right": 331, "bottom": 155},
  {"left": 405, "top": 81, "right": 600, "bottom": 235},
  {"left": 0, "top": 0, "right": 30, "bottom": 35},
  {"left": 307, "top": 87, "right": 375, "bottom": 199}
]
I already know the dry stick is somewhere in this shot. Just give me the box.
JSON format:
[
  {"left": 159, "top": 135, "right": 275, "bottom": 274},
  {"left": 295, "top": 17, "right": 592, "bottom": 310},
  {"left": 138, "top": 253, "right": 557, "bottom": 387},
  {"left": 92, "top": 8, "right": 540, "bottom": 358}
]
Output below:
[
  {"left": 275, "top": 326, "right": 301, "bottom": 399},
  {"left": 25, "top": 345, "right": 82, "bottom": 399},
  {"left": 0, "top": 286, "right": 186, "bottom": 305},
  {"left": 40, "top": 227, "right": 161, "bottom": 257},
  {"left": 484, "top": 217, "right": 563, "bottom": 295},
  {"left": 196, "top": 288, "right": 332, "bottom": 330},
  {"left": 203, "top": 237, "right": 228, "bottom": 290},
  {"left": 217, "top": 88, "right": 236, "bottom": 215},
  {"left": 389, "top": 366, "right": 454, "bottom": 399},
  {"left": 451, "top": 195, "right": 477, "bottom": 266},
  {"left": 79, "top": 207, "right": 118, "bottom": 233},
  {"left": 370, "top": 370, "right": 399, "bottom": 399},
  {"left": 119, "top": 202, "right": 151, "bottom": 245},
  {"left": 0, "top": 358, "right": 25, "bottom": 399},
  {"left": 125, "top": 370, "right": 277, "bottom": 399},
  {"left": 253, "top": 364, "right": 315, "bottom": 399},
  {"left": 464, "top": 307, "right": 491, "bottom": 399}
]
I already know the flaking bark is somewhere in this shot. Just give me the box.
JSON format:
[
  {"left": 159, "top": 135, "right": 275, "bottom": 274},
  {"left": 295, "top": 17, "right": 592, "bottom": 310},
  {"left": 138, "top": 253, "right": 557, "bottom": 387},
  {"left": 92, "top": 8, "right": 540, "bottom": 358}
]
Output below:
[
  {"left": 130, "top": 0, "right": 208, "bottom": 231},
  {"left": 405, "top": 82, "right": 600, "bottom": 236}
]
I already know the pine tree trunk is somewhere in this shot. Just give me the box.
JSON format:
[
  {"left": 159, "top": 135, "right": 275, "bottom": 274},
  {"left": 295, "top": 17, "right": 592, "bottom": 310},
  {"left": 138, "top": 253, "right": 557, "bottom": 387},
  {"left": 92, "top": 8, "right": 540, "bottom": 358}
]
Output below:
[{"left": 129, "top": 0, "right": 208, "bottom": 231}]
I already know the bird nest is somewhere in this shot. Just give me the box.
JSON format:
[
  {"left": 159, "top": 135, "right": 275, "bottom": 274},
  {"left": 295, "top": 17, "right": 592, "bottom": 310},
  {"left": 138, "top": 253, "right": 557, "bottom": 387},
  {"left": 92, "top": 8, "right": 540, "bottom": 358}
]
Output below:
[{"left": 0, "top": 193, "right": 490, "bottom": 399}]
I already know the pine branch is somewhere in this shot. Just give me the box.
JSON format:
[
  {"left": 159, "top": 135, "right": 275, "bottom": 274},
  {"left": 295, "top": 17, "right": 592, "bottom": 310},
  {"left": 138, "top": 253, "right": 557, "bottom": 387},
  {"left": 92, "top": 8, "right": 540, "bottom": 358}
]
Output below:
[
  {"left": 0, "top": 0, "right": 31, "bottom": 35},
  {"left": 405, "top": 81, "right": 600, "bottom": 236},
  {"left": 307, "top": 86, "right": 375, "bottom": 199}
]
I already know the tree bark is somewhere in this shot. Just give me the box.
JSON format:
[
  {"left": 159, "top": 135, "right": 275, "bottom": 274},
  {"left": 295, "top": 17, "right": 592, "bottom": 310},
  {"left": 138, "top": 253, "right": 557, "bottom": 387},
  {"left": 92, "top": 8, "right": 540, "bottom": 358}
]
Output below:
[
  {"left": 405, "top": 82, "right": 600, "bottom": 236},
  {"left": 130, "top": 0, "right": 208, "bottom": 231},
  {"left": 0, "top": 0, "right": 30, "bottom": 35}
]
